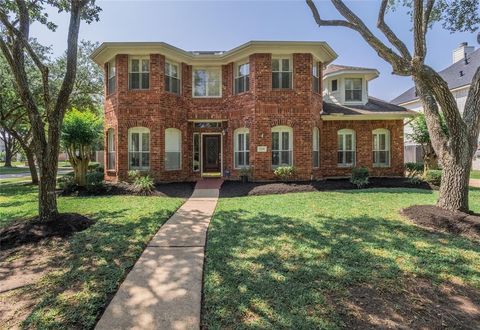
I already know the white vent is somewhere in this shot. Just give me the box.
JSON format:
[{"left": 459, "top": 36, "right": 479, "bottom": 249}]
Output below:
[{"left": 452, "top": 42, "right": 475, "bottom": 64}]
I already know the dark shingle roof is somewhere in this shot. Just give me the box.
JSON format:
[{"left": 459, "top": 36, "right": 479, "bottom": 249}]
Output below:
[
  {"left": 391, "top": 48, "right": 480, "bottom": 105},
  {"left": 323, "top": 64, "right": 377, "bottom": 76},
  {"left": 322, "top": 97, "right": 414, "bottom": 116}
]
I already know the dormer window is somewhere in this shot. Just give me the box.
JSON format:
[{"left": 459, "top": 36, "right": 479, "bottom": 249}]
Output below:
[
  {"left": 331, "top": 79, "right": 338, "bottom": 92},
  {"left": 235, "top": 62, "right": 249, "bottom": 94},
  {"left": 272, "top": 58, "right": 292, "bottom": 89},
  {"left": 345, "top": 78, "right": 362, "bottom": 102},
  {"left": 165, "top": 61, "right": 180, "bottom": 95},
  {"left": 129, "top": 57, "right": 150, "bottom": 90}
]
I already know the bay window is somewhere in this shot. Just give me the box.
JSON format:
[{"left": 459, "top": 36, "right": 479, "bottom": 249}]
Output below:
[
  {"left": 234, "top": 128, "right": 250, "bottom": 168},
  {"left": 272, "top": 58, "right": 292, "bottom": 89},
  {"left": 107, "top": 59, "right": 116, "bottom": 94},
  {"left": 312, "top": 62, "right": 320, "bottom": 93},
  {"left": 272, "top": 126, "right": 293, "bottom": 167},
  {"left": 338, "top": 129, "right": 355, "bottom": 167},
  {"left": 193, "top": 67, "right": 221, "bottom": 97},
  {"left": 129, "top": 57, "right": 150, "bottom": 90},
  {"left": 128, "top": 127, "right": 150, "bottom": 170}
]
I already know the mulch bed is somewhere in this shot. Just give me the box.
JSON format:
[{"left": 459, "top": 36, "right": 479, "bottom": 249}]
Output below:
[
  {"left": 336, "top": 277, "right": 480, "bottom": 329},
  {"left": 60, "top": 181, "right": 195, "bottom": 199},
  {"left": 402, "top": 205, "right": 480, "bottom": 240},
  {"left": 0, "top": 213, "right": 93, "bottom": 250},
  {"left": 220, "top": 178, "right": 432, "bottom": 198}
]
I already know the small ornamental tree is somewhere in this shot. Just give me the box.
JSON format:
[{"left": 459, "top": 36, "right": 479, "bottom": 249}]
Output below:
[
  {"left": 409, "top": 114, "right": 448, "bottom": 174},
  {"left": 61, "top": 109, "right": 102, "bottom": 186}
]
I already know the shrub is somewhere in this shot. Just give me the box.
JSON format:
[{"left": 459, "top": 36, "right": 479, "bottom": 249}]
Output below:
[
  {"left": 88, "top": 163, "right": 103, "bottom": 173},
  {"left": 405, "top": 162, "right": 423, "bottom": 178},
  {"left": 273, "top": 166, "right": 296, "bottom": 181},
  {"left": 58, "top": 173, "right": 77, "bottom": 193},
  {"left": 424, "top": 170, "right": 442, "bottom": 186},
  {"left": 133, "top": 175, "right": 155, "bottom": 195},
  {"left": 127, "top": 170, "right": 141, "bottom": 182},
  {"left": 408, "top": 176, "right": 424, "bottom": 185},
  {"left": 238, "top": 167, "right": 251, "bottom": 177},
  {"left": 85, "top": 171, "right": 105, "bottom": 193},
  {"left": 350, "top": 167, "right": 369, "bottom": 188}
]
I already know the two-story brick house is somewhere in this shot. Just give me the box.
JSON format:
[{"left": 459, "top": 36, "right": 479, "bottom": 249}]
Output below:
[{"left": 91, "top": 41, "right": 414, "bottom": 182}]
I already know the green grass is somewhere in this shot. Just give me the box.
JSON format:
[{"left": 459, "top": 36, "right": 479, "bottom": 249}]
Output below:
[
  {"left": 203, "top": 188, "right": 480, "bottom": 329},
  {"left": 471, "top": 170, "right": 480, "bottom": 180},
  {"left": 0, "top": 161, "right": 73, "bottom": 175},
  {"left": 0, "top": 181, "right": 183, "bottom": 328}
]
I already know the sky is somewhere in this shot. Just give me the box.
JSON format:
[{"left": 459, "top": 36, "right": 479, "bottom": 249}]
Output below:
[{"left": 30, "top": 0, "right": 479, "bottom": 101}]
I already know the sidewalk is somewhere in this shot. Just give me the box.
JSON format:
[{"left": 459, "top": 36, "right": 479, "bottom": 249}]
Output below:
[
  {"left": 470, "top": 179, "right": 480, "bottom": 188},
  {"left": 95, "top": 179, "right": 223, "bottom": 330}
]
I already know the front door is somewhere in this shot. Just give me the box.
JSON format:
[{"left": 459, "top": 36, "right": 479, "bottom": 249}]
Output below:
[{"left": 203, "top": 135, "right": 221, "bottom": 173}]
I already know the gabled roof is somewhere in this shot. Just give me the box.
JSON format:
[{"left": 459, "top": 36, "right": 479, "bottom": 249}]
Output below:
[
  {"left": 323, "top": 64, "right": 379, "bottom": 80},
  {"left": 391, "top": 48, "right": 480, "bottom": 105},
  {"left": 90, "top": 41, "right": 338, "bottom": 66},
  {"left": 321, "top": 97, "right": 416, "bottom": 120}
]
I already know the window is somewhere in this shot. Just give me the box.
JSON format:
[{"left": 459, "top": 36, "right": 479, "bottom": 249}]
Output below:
[
  {"left": 312, "top": 62, "right": 320, "bottom": 93},
  {"left": 165, "top": 128, "right": 182, "bottom": 170},
  {"left": 272, "top": 126, "right": 293, "bottom": 167},
  {"left": 194, "top": 122, "right": 222, "bottom": 128},
  {"left": 272, "top": 58, "right": 292, "bottom": 89},
  {"left": 107, "top": 128, "right": 115, "bottom": 170},
  {"left": 331, "top": 79, "right": 338, "bottom": 92},
  {"left": 193, "top": 133, "right": 200, "bottom": 172},
  {"left": 345, "top": 78, "right": 362, "bottom": 101},
  {"left": 373, "top": 129, "right": 390, "bottom": 167},
  {"left": 107, "top": 59, "right": 116, "bottom": 94},
  {"left": 338, "top": 129, "right": 355, "bottom": 167},
  {"left": 235, "top": 62, "right": 250, "bottom": 94},
  {"left": 165, "top": 61, "right": 180, "bottom": 94},
  {"left": 193, "top": 67, "right": 221, "bottom": 97},
  {"left": 128, "top": 127, "right": 150, "bottom": 170},
  {"left": 234, "top": 128, "right": 249, "bottom": 168},
  {"left": 312, "top": 127, "right": 319, "bottom": 168},
  {"left": 129, "top": 57, "right": 149, "bottom": 90}
]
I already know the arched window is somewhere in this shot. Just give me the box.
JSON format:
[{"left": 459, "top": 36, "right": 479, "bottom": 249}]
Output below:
[
  {"left": 337, "top": 129, "right": 355, "bottom": 167},
  {"left": 234, "top": 128, "right": 250, "bottom": 169},
  {"left": 272, "top": 126, "right": 293, "bottom": 167},
  {"left": 312, "top": 127, "right": 320, "bottom": 168},
  {"left": 107, "top": 128, "right": 115, "bottom": 170},
  {"left": 128, "top": 127, "right": 150, "bottom": 170},
  {"left": 373, "top": 129, "right": 390, "bottom": 167},
  {"left": 165, "top": 128, "right": 182, "bottom": 170}
]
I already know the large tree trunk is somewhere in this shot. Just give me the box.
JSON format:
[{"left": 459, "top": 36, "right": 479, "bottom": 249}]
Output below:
[
  {"left": 437, "top": 157, "right": 472, "bottom": 212},
  {"left": 4, "top": 146, "right": 13, "bottom": 167},
  {"left": 37, "top": 155, "right": 59, "bottom": 221},
  {"left": 25, "top": 146, "right": 38, "bottom": 185},
  {"left": 72, "top": 158, "right": 89, "bottom": 186}
]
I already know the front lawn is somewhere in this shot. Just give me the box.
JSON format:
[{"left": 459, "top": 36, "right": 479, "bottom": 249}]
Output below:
[
  {"left": 203, "top": 188, "right": 480, "bottom": 329},
  {"left": 472, "top": 170, "right": 480, "bottom": 180},
  {"left": 0, "top": 181, "right": 183, "bottom": 329}
]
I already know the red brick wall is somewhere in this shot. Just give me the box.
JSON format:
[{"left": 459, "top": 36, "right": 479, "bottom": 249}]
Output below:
[{"left": 102, "top": 52, "right": 404, "bottom": 182}]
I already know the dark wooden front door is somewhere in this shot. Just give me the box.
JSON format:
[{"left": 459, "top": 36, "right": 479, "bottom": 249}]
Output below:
[{"left": 203, "top": 135, "right": 221, "bottom": 173}]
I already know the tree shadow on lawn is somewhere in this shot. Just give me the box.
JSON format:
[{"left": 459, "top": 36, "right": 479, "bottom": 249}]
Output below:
[
  {"left": 203, "top": 209, "right": 480, "bottom": 329},
  {"left": 15, "top": 207, "right": 176, "bottom": 329}
]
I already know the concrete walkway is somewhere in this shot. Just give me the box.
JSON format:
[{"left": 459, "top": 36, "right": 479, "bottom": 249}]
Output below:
[
  {"left": 95, "top": 179, "right": 223, "bottom": 330},
  {"left": 471, "top": 179, "right": 480, "bottom": 188}
]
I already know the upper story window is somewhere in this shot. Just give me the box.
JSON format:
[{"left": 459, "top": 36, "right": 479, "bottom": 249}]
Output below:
[
  {"left": 345, "top": 78, "right": 362, "bottom": 102},
  {"left": 107, "top": 59, "right": 116, "bottom": 94},
  {"left": 331, "top": 79, "right": 338, "bottom": 92},
  {"left": 272, "top": 58, "right": 292, "bottom": 89},
  {"left": 312, "top": 62, "right": 320, "bottom": 93},
  {"left": 165, "top": 61, "right": 180, "bottom": 95},
  {"left": 235, "top": 62, "right": 249, "bottom": 94},
  {"left": 129, "top": 57, "right": 150, "bottom": 90},
  {"left": 193, "top": 67, "right": 221, "bottom": 97}
]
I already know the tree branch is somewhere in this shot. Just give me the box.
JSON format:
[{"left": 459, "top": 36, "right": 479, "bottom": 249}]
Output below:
[
  {"left": 463, "top": 66, "right": 480, "bottom": 148},
  {"left": 377, "top": 0, "right": 411, "bottom": 60},
  {"left": 306, "top": 0, "right": 356, "bottom": 28},
  {"left": 413, "top": 0, "right": 426, "bottom": 61}
]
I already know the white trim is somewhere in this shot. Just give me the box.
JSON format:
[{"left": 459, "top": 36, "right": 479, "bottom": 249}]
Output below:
[
  {"left": 272, "top": 56, "right": 293, "bottom": 89},
  {"left": 128, "top": 127, "right": 150, "bottom": 170},
  {"left": 271, "top": 125, "right": 293, "bottom": 168},
  {"left": 192, "top": 67, "right": 222, "bottom": 98},
  {"left": 128, "top": 56, "right": 150, "bottom": 90},
  {"left": 165, "top": 60, "right": 181, "bottom": 95},
  {"left": 233, "top": 127, "right": 250, "bottom": 169},
  {"left": 372, "top": 128, "right": 391, "bottom": 167},
  {"left": 337, "top": 129, "right": 355, "bottom": 168},
  {"left": 324, "top": 69, "right": 379, "bottom": 81},
  {"left": 321, "top": 113, "right": 415, "bottom": 121},
  {"left": 200, "top": 132, "right": 223, "bottom": 177}
]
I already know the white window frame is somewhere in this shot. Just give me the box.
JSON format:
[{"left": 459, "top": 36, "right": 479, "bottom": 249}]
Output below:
[
  {"left": 107, "top": 59, "right": 116, "bottom": 94},
  {"left": 337, "top": 129, "right": 356, "bottom": 167},
  {"left": 312, "top": 127, "right": 320, "bottom": 168},
  {"left": 165, "top": 61, "right": 181, "bottom": 95},
  {"left": 234, "top": 128, "right": 250, "bottom": 169},
  {"left": 271, "top": 125, "right": 293, "bottom": 168},
  {"left": 272, "top": 57, "right": 293, "bottom": 89},
  {"left": 107, "top": 128, "right": 115, "bottom": 170},
  {"left": 129, "top": 56, "right": 150, "bottom": 90},
  {"left": 234, "top": 62, "right": 250, "bottom": 94},
  {"left": 312, "top": 61, "right": 320, "bottom": 93},
  {"left": 128, "top": 127, "right": 150, "bottom": 170},
  {"left": 345, "top": 78, "right": 362, "bottom": 102},
  {"left": 165, "top": 128, "right": 182, "bottom": 171},
  {"left": 192, "top": 67, "right": 222, "bottom": 98},
  {"left": 372, "top": 128, "right": 391, "bottom": 167}
]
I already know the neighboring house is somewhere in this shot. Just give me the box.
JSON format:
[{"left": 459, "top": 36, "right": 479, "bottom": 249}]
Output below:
[
  {"left": 91, "top": 41, "right": 414, "bottom": 182},
  {"left": 392, "top": 42, "right": 480, "bottom": 168}
]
